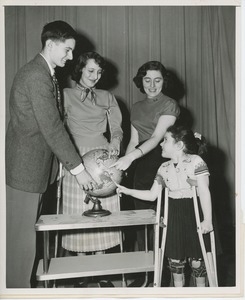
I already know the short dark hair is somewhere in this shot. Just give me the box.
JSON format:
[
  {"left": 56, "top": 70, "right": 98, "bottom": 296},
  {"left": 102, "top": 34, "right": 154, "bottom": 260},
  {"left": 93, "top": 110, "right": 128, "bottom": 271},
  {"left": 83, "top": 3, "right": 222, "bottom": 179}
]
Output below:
[
  {"left": 133, "top": 61, "right": 168, "bottom": 94},
  {"left": 41, "top": 20, "right": 77, "bottom": 49},
  {"left": 71, "top": 51, "right": 106, "bottom": 83}
]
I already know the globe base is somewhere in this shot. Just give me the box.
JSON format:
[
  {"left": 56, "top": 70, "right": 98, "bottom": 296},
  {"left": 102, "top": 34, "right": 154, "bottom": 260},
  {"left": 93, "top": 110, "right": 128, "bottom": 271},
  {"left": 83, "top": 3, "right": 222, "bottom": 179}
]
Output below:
[
  {"left": 83, "top": 208, "right": 111, "bottom": 217},
  {"left": 83, "top": 197, "right": 111, "bottom": 217}
]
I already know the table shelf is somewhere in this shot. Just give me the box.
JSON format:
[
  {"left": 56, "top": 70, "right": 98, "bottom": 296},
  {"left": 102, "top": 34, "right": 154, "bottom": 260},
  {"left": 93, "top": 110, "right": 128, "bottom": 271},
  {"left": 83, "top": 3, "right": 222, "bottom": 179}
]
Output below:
[
  {"left": 36, "top": 251, "right": 154, "bottom": 281},
  {"left": 35, "top": 209, "right": 156, "bottom": 231}
]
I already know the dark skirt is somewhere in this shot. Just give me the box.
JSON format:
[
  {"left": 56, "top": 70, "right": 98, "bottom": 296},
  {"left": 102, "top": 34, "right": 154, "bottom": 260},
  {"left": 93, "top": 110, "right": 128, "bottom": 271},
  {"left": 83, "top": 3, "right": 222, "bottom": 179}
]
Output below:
[{"left": 165, "top": 197, "right": 211, "bottom": 260}]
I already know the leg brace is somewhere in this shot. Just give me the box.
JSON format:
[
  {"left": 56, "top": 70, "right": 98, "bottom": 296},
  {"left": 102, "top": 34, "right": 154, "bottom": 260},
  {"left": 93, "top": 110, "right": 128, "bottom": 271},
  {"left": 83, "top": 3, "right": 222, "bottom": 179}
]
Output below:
[
  {"left": 168, "top": 258, "right": 186, "bottom": 274},
  {"left": 189, "top": 258, "right": 207, "bottom": 278}
]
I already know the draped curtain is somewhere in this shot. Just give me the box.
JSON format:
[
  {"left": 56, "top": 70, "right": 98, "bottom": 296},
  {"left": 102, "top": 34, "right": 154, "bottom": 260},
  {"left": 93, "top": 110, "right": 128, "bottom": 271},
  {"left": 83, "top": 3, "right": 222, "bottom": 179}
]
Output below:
[{"left": 5, "top": 6, "right": 236, "bottom": 228}]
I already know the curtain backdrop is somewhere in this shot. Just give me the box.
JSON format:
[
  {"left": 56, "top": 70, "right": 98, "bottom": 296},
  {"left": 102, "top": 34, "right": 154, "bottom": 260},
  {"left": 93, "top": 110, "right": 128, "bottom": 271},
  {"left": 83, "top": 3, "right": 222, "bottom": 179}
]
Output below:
[{"left": 5, "top": 6, "right": 235, "bottom": 233}]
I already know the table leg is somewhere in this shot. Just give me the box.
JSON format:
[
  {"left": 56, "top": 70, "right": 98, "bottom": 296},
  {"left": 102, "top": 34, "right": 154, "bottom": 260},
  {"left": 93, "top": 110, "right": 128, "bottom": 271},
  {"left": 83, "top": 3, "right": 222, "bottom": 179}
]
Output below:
[
  {"left": 145, "top": 225, "right": 148, "bottom": 252},
  {"left": 43, "top": 231, "right": 49, "bottom": 288}
]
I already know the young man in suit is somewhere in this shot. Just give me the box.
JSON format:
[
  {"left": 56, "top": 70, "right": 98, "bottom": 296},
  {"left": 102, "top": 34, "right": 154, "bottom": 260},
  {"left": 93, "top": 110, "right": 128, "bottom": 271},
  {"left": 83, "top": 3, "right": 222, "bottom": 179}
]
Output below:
[{"left": 5, "top": 20, "right": 96, "bottom": 288}]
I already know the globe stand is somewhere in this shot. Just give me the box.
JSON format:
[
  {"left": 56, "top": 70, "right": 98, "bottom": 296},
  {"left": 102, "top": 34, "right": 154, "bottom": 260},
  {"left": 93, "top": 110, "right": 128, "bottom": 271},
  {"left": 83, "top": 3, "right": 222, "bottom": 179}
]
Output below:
[{"left": 83, "top": 196, "right": 111, "bottom": 217}]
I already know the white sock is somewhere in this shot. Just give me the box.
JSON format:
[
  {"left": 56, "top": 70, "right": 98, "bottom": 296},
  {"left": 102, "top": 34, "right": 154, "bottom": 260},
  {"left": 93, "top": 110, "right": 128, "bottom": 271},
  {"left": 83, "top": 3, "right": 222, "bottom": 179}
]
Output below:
[
  {"left": 196, "top": 277, "right": 206, "bottom": 287},
  {"left": 173, "top": 273, "right": 184, "bottom": 287}
]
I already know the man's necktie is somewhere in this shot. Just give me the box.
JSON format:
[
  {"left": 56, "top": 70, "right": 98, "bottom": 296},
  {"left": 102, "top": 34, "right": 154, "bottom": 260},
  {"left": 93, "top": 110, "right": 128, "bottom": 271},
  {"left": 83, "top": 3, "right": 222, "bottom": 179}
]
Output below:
[{"left": 52, "top": 74, "right": 63, "bottom": 119}]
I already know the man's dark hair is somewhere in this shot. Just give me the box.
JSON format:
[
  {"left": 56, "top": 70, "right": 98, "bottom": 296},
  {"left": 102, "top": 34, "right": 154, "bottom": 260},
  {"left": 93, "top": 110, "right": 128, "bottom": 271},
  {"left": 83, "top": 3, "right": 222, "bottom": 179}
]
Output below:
[{"left": 41, "top": 20, "right": 77, "bottom": 49}]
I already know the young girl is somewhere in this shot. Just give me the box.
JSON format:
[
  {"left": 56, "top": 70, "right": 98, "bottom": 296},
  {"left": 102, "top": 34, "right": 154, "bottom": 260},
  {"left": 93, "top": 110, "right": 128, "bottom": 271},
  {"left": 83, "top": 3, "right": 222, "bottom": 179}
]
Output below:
[{"left": 117, "top": 125, "right": 213, "bottom": 287}]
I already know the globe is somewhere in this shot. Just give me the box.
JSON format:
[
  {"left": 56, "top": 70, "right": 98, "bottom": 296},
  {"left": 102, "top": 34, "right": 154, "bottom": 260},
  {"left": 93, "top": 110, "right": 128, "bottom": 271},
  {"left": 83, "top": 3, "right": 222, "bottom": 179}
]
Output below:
[{"left": 82, "top": 149, "right": 123, "bottom": 197}]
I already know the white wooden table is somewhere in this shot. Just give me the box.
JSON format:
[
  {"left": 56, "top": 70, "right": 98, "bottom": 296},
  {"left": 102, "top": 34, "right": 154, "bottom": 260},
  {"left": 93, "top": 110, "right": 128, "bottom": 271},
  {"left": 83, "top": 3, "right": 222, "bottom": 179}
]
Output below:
[{"left": 35, "top": 209, "right": 159, "bottom": 287}]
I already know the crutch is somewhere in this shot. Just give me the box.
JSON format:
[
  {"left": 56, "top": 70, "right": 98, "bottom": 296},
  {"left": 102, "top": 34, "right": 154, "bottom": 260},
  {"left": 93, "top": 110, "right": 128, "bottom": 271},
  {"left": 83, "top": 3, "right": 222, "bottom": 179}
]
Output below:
[
  {"left": 158, "top": 187, "right": 169, "bottom": 286},
  {"left": 152, "top": 184, "right": 163, "bottom": 287},
  {"left": 192, "top": 186, "right": 218, "bottom": 287}
]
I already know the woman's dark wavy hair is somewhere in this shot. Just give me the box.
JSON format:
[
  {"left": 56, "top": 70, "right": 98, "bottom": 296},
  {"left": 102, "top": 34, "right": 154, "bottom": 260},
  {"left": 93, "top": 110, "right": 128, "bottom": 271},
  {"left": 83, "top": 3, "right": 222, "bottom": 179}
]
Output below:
[
  {"left": 133, "top": 61, "right": 170, "bottom": 94},
  {"left": 166, "top": 125, "right": 208, "bottom": 158},
  {"left": 71, "top": 51, "right": 106, "bottom": 83}
]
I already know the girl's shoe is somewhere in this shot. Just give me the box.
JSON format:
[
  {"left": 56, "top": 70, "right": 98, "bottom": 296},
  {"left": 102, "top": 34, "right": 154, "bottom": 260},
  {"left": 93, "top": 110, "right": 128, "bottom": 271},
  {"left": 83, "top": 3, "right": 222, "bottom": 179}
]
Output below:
[
  {"left": 98, "top": 280, "right": 114, "bottom": 287},
  {"left": 74, "top": 277, "right": 89, "bottom": 288}
]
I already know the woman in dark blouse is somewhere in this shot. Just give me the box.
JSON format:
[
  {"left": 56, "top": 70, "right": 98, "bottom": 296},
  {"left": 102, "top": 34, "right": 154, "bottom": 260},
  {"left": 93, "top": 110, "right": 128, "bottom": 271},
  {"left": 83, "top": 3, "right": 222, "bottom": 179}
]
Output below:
[{"left": 113, "top": 60, "right": 180, "bottom": 286}]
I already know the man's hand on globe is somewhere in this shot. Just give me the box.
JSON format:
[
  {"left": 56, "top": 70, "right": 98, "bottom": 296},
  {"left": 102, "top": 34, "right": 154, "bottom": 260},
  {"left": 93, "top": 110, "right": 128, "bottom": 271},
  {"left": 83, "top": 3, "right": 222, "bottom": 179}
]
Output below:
[{"left": 75, "top": 170, "right": 98, "bottom": 191}]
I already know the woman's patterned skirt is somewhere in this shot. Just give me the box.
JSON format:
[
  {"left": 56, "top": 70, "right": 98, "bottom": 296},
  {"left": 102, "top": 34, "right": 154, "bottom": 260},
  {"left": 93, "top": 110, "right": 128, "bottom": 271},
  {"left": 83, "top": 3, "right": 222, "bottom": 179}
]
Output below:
[{"left": 62, "top": 144, "right": 120, "bottom": 253}]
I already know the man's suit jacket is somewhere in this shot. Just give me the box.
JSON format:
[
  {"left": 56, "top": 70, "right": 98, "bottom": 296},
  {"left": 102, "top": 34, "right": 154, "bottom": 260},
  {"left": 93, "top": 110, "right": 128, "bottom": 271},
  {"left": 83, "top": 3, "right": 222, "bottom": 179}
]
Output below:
[{"left": 6, "top": 54, "right": 82, "bottom": 193}]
